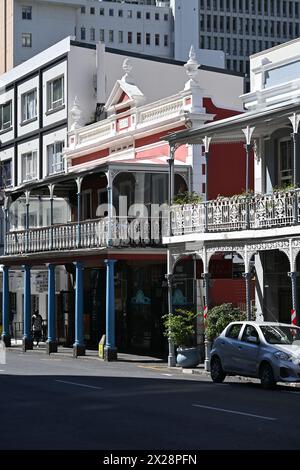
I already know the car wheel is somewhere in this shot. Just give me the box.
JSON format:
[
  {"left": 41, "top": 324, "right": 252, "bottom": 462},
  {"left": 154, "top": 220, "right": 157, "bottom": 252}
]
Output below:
[
  {"left": 211, "top": 356, "right": 226, "bottom": 383},
  {"left": 260, "top": 363, "right": 276, "bottom": 389}
]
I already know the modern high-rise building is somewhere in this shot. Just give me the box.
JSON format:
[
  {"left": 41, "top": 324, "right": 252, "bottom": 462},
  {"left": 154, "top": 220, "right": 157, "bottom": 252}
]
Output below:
[{"left": 197, "top": 0, "right": 300, "bottom": 78}]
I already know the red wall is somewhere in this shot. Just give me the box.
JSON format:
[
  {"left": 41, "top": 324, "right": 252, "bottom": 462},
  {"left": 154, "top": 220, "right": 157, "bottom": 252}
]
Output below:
[
  {"left": 208, "top": 142, "right": 254, "bottom": 199},
  {"left": 211, "top": 279, "right": 255, "bottom": 309},
  {"left": 201, "top": 98, "right": 254, "bottom": 199}
]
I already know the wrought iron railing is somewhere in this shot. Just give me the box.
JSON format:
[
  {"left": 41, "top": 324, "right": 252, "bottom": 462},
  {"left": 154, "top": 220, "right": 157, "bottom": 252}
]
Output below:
[
  {"left": 171, "top": 189, "right": 300, "bottom": 236},
  {"left": 5, "top": 217, "right": 165, "bottom": 255}
]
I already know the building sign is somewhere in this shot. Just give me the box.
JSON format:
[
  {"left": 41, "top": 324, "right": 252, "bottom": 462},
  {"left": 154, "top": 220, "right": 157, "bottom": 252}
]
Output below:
[{"left": 34, "top": 272, "right": 48, "bottom": 293}]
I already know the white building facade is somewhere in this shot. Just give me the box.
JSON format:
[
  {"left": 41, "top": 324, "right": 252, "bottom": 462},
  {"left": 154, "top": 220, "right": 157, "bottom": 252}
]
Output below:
[{"left": 164, "top": 37, "right": 300, "bottom": 351}]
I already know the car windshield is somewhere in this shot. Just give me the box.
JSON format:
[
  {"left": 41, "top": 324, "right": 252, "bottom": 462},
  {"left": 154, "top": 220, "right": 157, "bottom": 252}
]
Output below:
[{"left": 259, "top": 325, "right": 300, "bottom": 345}]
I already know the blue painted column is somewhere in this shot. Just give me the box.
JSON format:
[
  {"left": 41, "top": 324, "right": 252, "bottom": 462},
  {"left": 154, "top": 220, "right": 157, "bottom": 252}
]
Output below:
[
  {"left": 2, "top": 265, "right": 11, "bottom": 347},
  {"left": 46, "top": 264, "right": 57, "bottom": 354},
  {"left": 22, "top": 265, "right": 33, "bottom": 351},
  {"left": 104, "top": 259, "right": 117, "bottom": 361},
  {"left": 73, "top": 261, "right": 85, "bottom": 357}
]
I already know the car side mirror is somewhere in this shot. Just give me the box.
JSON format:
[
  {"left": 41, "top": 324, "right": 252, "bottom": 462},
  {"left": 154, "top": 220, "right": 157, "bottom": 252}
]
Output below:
[{"left": 248, "top": 335, "right": 259, "bottom": 344}]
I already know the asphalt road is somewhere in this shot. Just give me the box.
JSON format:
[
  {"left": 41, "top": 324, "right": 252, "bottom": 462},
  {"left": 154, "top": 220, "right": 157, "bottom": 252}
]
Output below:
[{"left": 1, "top": 349, "right": 300, "bottom": 450}]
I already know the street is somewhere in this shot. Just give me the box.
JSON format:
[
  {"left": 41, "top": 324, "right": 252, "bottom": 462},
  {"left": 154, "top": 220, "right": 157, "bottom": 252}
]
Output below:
[{"left": 1, "top": 349, "right": 300, "bottom": 450}]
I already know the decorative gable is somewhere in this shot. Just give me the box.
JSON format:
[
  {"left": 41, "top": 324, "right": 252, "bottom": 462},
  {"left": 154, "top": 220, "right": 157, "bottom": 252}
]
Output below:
[{"left": 105, "top": 59, "right": 145, "bottom": 115}]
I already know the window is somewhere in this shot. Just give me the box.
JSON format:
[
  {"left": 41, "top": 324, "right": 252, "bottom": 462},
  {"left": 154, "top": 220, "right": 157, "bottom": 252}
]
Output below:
[
  {"left": 81, "top": 27, "right": 86, "bottom": 40},
  {"left": 137, "top": 11, "right": 141, "bottom": 18},
  {"left": 0, "top": 101, "right": 12, "bottom": 131},
  {"left": 118, "top": 9, "right": 123, "bottom": 17},
  {"left": 0, "top": 160, "right": 12, "bottom": 188},
  {"left": 164, "top": 13, "right": 168, "bottom": 21},
  {"left": 47, "top": 76, "right": 64, "bottom": 112},
  {"left": 278, "top": 138, "right": 292, "bottom": 187},
  {"left": 22, "top": 6, "right": 32, "bottom": 20},
  {"left": 22, "top": 151, "right": 37, "bottom": 182},
  {"left": 128, "top": 32, "right": 132, "bottom": 44},
  {"left": 164, "top": 34, "right": 168, "bottom": 47},
  {"left": 47, "top": 141, "right": 64, "bottom": 175},
  {"left": 146, "top": 33, "right": 151, "bottom": 45},
  {"left": 21, "top": 89, "right": 37, "bottom": 123},
  {"left": 118, "top": 31, "right": 123, "bottom": 43},
  {"left": 109, "top": 9, "right": 114, "bottom": 16},
  {"left": 100, "top": 29, "right": 105, "bottom": 42},
  {"left": 265, "top": 60, "right": 300, "bottom": 88},
  {"left": 100, "top": 8, "right": 104, "bottom": 15},
  {"left": 155, "top": 34, "right": 160, "bottom": 46},
  {"left": 128, "top": 10, "right": 132, "bottom": 18},
  {"left": 226, "top": 323, "right": 242, "bottom": 339},
  {"left": 109, "top": 30, "right": 114, "bottom": 43},
  {"left": 90, "top": 7, "right": 95, "bottom": 14},
  {"left": 22, "top": 33, "right": 32, "bottom": 47},
  {"left": 137, "top": 32, "right": 141, "bottom": 44},
  {"left": 81, "top": 6, "right": 85, "bottom": 14},
  {"left": 146, "top": 12, "right": 150, "bottom": 20},
  {"left": 90, "top": 28, "right": 95, "bottom": 41},
  {"left": 241, "top": 325, "right": 259, "bottom": 343},
  {"left": 82, "top": 190, "right": 92, "bottom": 220},
  {"left": 155, "top": 13, "right": 159, "bottom": 20}
]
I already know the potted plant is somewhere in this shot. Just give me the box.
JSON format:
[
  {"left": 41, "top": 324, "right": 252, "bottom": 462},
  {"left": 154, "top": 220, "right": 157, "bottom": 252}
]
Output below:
[{"left": 162, "top": 308, "right": 200, "bottom": 368}]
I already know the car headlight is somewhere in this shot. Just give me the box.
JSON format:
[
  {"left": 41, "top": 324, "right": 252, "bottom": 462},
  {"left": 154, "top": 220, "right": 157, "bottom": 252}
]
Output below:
[{"left": 274, "top": 351, "right": 293, "bottom": 362}]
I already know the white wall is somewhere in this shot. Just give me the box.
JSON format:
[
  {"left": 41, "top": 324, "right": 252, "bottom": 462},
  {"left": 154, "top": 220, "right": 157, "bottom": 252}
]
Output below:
[
  {"left": 68, "top": 44, "right": 97, "bottom": 127},
  {"left": 104, "top": 50, "right": 243, "bottom": 111}
]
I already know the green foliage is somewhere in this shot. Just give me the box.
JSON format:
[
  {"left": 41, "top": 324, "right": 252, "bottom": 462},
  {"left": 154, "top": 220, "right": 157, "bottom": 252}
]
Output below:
[
  {"left": 205, "top": 303, "right": 246, "bottom": 342},
  {"left": 173, "top": 191, "right": 203, "bottom": 205},
  {"left": 272, "top": 184, "right": 296, "bottom": 193},
  {"left": 162, "top": 309, "right": 198, "bottom": 347}
]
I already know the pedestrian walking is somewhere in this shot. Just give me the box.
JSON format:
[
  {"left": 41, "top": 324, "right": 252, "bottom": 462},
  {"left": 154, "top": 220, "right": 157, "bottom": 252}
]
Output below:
[{"left": 32, "top": 310, "right": 43, "bottom": 347}]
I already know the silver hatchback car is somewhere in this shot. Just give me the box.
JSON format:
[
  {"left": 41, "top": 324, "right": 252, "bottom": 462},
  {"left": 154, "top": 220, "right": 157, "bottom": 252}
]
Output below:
[{"left": 210, "top": 321, "right": 300, "bottom": 388}]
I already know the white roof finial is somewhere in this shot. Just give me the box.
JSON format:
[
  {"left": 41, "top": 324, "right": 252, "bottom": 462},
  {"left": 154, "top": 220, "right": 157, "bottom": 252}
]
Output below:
[
  {"left": 184, "top": 45, "right": 200, "bottom": 89},
  {"left": 121, "top": 58, "right": 134, "bottom": 84},
  {"left": 70, "top": 96, "right": 82, "bottom": 130}
]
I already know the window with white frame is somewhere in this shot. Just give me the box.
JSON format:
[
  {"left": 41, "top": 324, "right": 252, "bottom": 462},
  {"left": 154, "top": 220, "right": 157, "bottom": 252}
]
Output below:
[
  {"left": 47, "top": 76, "right": 64, "bottom": 112},
  {"left": 21, "top": 89, "right": 37, "bottom": 122},
  {"left": 22, "top": 6, "right": 32, "bottom": 20},
  {"left": 0, "top": 101, "right": 12, "bottom": 131},
  {"left": 47, "top": 141, "right": 64, "bottom": 175},
  {"left": 0, "top": 160, "right": 12, "bottom": 188},
  {"left": 22, "top": 151, "right": 37, "bottom": 182},
  {"left": 22, "top": 32, "right": 32, "bottom": 47}
]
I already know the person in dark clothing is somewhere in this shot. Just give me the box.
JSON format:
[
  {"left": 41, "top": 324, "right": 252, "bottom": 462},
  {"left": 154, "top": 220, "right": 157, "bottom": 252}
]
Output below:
[{"left": 32, "top": 310, "right": 43, "bottom": 347}]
